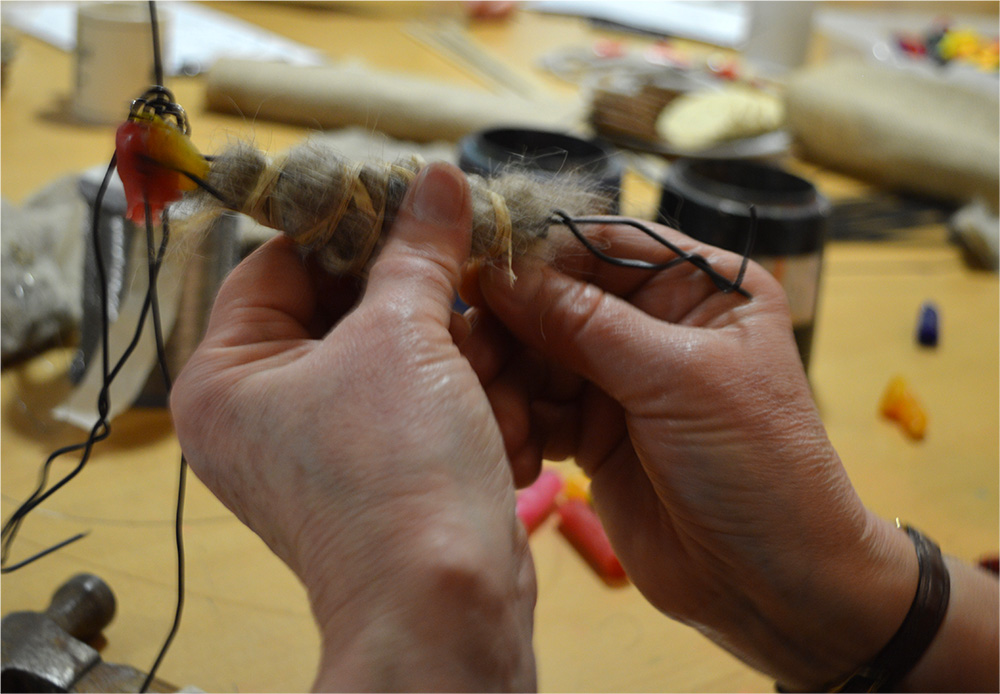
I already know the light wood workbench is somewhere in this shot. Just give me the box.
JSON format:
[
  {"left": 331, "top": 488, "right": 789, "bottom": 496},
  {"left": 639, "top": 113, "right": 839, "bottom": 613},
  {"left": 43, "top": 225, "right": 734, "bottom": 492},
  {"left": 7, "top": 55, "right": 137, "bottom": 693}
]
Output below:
[{"left": 2, "top": 3, "right": 997, "bottom": 692}]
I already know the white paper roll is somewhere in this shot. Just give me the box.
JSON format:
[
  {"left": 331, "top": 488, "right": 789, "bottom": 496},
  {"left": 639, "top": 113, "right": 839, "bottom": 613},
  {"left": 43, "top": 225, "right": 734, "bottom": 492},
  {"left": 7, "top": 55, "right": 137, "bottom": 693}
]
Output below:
[{"left": 205, "top": 58, "right": 584, "bottom": 143}]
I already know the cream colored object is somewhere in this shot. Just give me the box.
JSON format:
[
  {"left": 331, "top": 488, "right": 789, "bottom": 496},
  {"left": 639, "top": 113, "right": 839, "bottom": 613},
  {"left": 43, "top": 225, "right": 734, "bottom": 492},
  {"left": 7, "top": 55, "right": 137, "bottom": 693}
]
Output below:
[
  {"left": 73, "top": 2, "right": 170, "bottom": 124},
  {"left": 205, "top": 58, "right": 582, "bottom": 143},
  {"left": 655, "top": 85, "right": 784, "bottom": 151},
  {"left": 785, "top": 59, "right": 1000, "bottom": 210}
]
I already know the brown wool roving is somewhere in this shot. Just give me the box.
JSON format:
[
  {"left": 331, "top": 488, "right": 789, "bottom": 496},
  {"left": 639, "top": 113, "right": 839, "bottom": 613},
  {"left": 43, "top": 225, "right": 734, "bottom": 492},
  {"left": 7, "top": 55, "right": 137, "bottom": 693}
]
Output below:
[{"left": 195, "top": 139, "right": 610, "bottom": 276}]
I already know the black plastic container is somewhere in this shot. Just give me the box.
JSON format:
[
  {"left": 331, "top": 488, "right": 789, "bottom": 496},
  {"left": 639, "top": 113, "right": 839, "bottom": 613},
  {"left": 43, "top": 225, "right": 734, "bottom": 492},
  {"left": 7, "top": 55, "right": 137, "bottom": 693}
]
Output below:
[
  {"left": 658, "top": 159, "right": 829, "bottom": 370},
  {"left": 458, "top": 127, "right": 623, "bottom": 212}
]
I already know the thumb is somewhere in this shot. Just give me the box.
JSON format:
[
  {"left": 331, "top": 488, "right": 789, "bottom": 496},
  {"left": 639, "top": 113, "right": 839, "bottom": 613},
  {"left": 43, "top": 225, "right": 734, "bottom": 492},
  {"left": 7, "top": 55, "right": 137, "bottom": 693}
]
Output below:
[
  {"left": 480, "top": 258, "right": 699, "bottom": 405},
  {"left": 363, "top": 162, "right": 472, "bottom": 315}
]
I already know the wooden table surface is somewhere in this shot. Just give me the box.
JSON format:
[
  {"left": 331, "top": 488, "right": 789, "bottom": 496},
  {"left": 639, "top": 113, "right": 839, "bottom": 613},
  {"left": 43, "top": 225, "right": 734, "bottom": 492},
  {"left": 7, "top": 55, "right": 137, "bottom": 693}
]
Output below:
[{"left": 2, "top": 3, "right": 997, "bottom": 692}]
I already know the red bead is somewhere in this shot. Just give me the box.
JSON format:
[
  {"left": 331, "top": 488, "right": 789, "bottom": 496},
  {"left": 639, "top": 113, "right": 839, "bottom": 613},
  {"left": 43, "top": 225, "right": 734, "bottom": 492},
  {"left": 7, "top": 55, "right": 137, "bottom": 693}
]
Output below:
[{"left": 116, "top": 120, "right": 186, "bottom": 225}]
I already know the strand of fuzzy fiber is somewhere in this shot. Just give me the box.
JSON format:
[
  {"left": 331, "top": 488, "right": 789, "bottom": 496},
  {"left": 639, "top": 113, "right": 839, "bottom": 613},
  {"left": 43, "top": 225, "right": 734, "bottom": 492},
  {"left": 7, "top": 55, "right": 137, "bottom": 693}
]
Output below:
[{"left": 193, "top": 139, "right": 610, "bottom": 277}]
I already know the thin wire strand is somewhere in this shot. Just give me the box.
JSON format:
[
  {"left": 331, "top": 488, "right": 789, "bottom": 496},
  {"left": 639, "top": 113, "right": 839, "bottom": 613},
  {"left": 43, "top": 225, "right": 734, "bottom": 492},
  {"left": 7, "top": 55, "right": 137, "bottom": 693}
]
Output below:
[
  {"left": 550, "top": 210, "right": 755, "bottom": 298},
  {"left": 1, "top": 155, "right": 117, "bottom": 571},
  {"left": 135, "top": 155, "right": 229, "bottom": 204},
  {"left": 3, "top": 6, "right": 189, "bottom": 690},
  {"left": 138, "top": 204, "right": 188, "bottom": 694},
  {"left": 139, "top": 1, "right": 188, "bottom": 687},
  {"left": 141, "top": 452, "right": 187, "bottom": 692},
  {"left": 149, "top": 0, "right": 164, "bottom": 88},
  {"left": 1, "top": 533, "right": 89, "bottom": 573},
  {"left": 0, "top": 156, "right": 174, "bottom": 572}
]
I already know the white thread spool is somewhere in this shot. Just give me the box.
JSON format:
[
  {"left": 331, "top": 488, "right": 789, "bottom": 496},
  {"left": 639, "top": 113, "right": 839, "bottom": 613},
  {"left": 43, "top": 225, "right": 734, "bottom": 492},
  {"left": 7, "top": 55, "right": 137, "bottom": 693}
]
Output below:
[{"left": 74, "top": 2, "right": 170, "bottom": 124}]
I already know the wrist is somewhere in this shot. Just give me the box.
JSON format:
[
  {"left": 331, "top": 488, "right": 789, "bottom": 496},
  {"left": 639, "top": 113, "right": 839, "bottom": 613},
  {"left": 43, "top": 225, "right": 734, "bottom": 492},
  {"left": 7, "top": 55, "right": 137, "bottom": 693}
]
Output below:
[
  {"left": 897, "top": 555, "right": 999, "bottom": 691},
  {"left": 300, "top": 512, "right": 537, "bottom": 691},
  {"left": 751, "top": 512, "right": 921, "bottom": 690}
]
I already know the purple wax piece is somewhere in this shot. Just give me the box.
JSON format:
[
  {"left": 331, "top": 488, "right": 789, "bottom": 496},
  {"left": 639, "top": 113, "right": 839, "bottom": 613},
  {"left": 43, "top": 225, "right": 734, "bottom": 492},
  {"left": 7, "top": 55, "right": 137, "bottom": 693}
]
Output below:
[{"left": 917, "top": 301, "right": 939, "bottom": 347}]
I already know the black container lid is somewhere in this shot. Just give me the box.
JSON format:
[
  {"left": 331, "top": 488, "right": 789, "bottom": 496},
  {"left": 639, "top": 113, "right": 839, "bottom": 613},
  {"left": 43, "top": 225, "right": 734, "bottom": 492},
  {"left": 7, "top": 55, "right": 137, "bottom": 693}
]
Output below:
[
  {"left": 658, "top": 159, "right": 829, "bottom": 256},
  {"left": 458, "top": 127, "right": 623, "bottom": 210}
]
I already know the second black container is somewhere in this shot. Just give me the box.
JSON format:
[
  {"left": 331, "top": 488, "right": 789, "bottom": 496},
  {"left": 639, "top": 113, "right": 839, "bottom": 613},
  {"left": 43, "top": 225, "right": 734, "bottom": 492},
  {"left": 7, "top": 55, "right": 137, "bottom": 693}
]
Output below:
[{"left": 658, "top": 158, "right": 829, "bottom": 370}]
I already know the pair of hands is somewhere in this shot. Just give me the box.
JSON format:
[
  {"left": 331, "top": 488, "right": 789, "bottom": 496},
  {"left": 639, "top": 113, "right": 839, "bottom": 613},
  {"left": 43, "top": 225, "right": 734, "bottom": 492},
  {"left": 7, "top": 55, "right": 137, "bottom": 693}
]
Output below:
[{"left": 171, "top": 163, "right": 917, "bottom": 690}]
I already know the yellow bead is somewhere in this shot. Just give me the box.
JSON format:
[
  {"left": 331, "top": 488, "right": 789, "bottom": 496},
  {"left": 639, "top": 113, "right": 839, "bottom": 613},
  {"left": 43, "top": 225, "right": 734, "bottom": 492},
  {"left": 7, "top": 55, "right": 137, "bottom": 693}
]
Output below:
[{"left": 141, "top": 113, "right": 210, "bottom": 191}]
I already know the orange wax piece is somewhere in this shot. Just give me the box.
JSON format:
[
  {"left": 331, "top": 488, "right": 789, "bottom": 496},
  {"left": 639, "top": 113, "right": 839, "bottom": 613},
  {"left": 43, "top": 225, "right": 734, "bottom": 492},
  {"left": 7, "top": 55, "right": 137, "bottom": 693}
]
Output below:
[
  {"left": 880, "top": 376, "right": 927, "bottom": 440},
  {"left": 562, "top": 470, "right": 591, "bottom": 504}
]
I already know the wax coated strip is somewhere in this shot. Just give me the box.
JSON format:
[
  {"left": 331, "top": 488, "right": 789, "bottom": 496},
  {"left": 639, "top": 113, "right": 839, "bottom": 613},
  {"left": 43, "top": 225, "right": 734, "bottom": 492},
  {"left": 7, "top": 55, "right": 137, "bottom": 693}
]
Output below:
[
  {"left": 880, "top": 375, "right": 928, "bottom": 440},
  {"left": 515, "top": 470, "right": 563, "bottom": 534},
  {"left": 557, "top": 499, "right": 627, "bottom": 584}
]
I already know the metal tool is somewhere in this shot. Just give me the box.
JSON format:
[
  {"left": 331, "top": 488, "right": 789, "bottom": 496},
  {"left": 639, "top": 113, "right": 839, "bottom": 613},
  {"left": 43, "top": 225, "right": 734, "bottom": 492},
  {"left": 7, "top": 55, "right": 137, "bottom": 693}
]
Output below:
[{"left": 1, "top": 573, "right": 175, "bottom": 692}]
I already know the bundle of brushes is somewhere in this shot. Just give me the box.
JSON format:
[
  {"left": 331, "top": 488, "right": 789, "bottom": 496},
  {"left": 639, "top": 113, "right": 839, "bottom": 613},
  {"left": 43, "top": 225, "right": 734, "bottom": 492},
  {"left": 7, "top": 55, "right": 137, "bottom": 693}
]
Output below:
[{"left": 590, "top": 78, "right": 681, "bottom": 145}]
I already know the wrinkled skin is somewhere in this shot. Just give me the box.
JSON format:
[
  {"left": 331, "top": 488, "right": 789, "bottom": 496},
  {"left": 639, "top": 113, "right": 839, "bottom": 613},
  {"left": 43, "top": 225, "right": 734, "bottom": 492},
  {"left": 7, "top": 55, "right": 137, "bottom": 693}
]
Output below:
[
  {"left": 461, "top": 210, "right": 916, "bottom": 689},
  {"left": 172, "top": 164, "right": 536, "bottom": 691},
  {"left": 173, "top": 163, "right": 996, "bottom": 692}
]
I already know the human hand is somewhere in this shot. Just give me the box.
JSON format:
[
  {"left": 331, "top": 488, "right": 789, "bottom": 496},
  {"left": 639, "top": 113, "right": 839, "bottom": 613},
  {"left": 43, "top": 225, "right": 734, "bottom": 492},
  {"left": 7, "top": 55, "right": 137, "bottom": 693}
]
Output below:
[
  {"left": 462, "top": 222, "right": 919, "bottom": 689},
  {"left": 171, "top": 163, "right": 536, "bottom": 691}
]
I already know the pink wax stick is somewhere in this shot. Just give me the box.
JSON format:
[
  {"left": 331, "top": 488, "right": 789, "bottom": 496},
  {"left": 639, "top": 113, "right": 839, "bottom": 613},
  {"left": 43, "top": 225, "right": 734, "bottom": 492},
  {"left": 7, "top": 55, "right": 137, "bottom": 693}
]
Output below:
[
  {"left": 557, "top": 499, "right": 627, "bottom": 584},
  {"left": 515, "top": 470, "right": 563, "bottom": 534}
]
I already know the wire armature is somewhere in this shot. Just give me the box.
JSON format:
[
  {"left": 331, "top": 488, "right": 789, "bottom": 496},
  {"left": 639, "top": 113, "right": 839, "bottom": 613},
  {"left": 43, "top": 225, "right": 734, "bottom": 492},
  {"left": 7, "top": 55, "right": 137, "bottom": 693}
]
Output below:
[
  {"left": 2, "top": 2, "right": 188, "bottom": 691},
  {"left": 0, "top": 156, "right": 149, "bottom": 572},
  {"left": 0, "top": 157, "right": 182, "bottom": 595}
]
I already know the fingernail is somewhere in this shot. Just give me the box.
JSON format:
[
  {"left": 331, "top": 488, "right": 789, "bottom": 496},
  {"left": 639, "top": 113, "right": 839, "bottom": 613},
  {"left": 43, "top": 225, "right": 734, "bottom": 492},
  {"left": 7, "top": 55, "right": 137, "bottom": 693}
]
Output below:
[
  {"left": 463, "top": 306, "right": 480, "bottom": 331},
  {"left": 449, "top": 309, "right": 474, "bottom": 346},
  {"left": 410, "top": 163, "right": 466, "bottom": 226}
]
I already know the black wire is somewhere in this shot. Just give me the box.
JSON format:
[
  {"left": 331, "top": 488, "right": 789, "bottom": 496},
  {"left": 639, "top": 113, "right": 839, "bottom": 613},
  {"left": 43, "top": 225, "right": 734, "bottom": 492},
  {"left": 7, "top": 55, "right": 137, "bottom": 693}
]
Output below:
[
  {"left": 3, "top": 4, "right": 189, "bottom": 690},
  {"left": 2, "top": 148, "right": 172, "bottom": 567},
  {"left": 176, "top": 170, "right": 229, "bottom": 204},
  {"left": 550, "top": 210, "right": 755, "bottom": 299},
  {"left": 3, "top": 4, "right": 190, "bottom": 687},
  {"left": 139, "top": 1, "right": 189, "bottom": 686},
  {"left": 1, "top": 155, "right": 117, "bottom": 571},
  {"left": 142, "top": 452, "right": 187, "bottom": 692},
  {"left": 1, "top": 533, "right": 89, "bottom": 572},
  {"left": 149, "top": 0, "right": 164, "bottom": 88},
  {"left": 138, "top": 205, "right": 187, "bottom": 694},
  {"left": 0, "top": 155, "right": 178, "bottom": 572}
]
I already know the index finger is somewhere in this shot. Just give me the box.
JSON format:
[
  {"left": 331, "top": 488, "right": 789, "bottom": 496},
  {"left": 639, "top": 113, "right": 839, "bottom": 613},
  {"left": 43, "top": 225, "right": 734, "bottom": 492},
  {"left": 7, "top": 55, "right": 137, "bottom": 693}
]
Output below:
[{"left": 493, "top": 217, "right": 767, "bottom": 325}]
